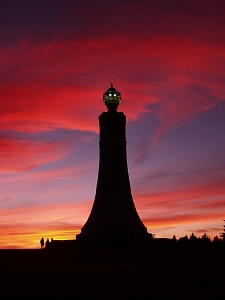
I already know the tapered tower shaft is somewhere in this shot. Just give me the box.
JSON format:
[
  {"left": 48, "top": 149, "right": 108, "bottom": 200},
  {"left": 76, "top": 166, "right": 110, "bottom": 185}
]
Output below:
[{"left": 76, "top": 85, "right": 149, "bottom": 245}]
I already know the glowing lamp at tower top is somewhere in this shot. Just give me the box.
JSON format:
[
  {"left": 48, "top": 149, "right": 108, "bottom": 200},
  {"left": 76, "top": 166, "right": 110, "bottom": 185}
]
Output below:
[{"left": 103, "top": 83, "right": 121, "bottom": 108}]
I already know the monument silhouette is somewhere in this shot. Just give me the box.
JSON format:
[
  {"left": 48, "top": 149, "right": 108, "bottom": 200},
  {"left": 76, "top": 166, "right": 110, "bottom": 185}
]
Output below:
[{"left": 76, "top": 84, "right": 151, "bottom": 246}]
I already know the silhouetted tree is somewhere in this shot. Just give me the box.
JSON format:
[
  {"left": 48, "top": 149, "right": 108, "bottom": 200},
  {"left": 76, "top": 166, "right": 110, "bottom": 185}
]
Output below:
[
  {"left": 220, "top": 220, "right": 225, "bottom": 242},
  {"left": 178, "top": 235, "right": 189, "bottom": 246},
  {"left": 189, "top": 233, "right": 198, "bottom": 246},
  {"left": 212, "top": 235, "right": 221, "bottom": 246},
  {"left": 200, "top": 233, "right": 211, "bottom": 246},
  {"left": 171, "top": 235, "right": 177, "bottom": 246}
]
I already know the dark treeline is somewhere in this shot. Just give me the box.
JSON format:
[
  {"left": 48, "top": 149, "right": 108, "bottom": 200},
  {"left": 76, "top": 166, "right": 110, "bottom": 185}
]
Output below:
[
  {"left": 154, "top": 219, "right": 225, "bottom": 247},
  {"left": 150, "top": 233, "right": 225, "bottom": 250},
  {"left": 170, "top": 232, "right": 224, "bottom": 247},
  {"left": 153, "top": 220, "right": 225, "bottom": 248},
  {"left": 157, "top": 219, "right": 225, "bottom": 248}
]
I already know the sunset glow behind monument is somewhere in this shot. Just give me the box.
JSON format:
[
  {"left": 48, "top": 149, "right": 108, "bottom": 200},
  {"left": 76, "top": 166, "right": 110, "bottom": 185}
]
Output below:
[{"left": 0, "top": 1, "right": 225, "bottom": 248}]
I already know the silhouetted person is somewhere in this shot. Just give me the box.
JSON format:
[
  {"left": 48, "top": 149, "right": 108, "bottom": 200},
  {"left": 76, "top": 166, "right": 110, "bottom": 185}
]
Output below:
[
  {"left": 45, "top": 238, "right": 50, "bottom": 248},
  {"left": 40, "top": 237, "right": 44, "bottom": 248}
]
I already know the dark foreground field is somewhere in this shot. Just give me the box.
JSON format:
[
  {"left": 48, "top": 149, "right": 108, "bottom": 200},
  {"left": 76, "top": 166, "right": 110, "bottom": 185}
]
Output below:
[{"left": 0, "top": 245, "right": 224, "bottom": 299}]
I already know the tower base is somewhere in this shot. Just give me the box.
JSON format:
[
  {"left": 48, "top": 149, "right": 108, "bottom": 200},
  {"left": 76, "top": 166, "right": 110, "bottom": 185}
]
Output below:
[{"left": 76, "top": 231, "right": 153, "bottom": 248}]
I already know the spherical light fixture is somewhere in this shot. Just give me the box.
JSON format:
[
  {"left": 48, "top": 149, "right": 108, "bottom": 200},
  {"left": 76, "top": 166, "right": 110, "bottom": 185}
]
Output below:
[{"left": 103, "top": 83, "right": 121, "bottom": 110}]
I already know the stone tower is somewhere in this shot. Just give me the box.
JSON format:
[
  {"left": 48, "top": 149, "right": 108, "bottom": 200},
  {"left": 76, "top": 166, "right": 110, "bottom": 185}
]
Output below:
[{"left": 76, "top": 84, "right": 151, "bottom": 246}]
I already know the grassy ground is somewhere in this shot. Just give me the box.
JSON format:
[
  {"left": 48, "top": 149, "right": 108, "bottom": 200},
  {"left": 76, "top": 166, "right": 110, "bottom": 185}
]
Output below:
[{"left": 0, "top": 245, "right": 224, "bottom": 299}]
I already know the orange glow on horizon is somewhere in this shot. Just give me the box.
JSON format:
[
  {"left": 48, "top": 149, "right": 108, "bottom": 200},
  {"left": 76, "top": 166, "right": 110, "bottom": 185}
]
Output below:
[{"left": 0, "top": 225, "right": 81, "bottom": 249}]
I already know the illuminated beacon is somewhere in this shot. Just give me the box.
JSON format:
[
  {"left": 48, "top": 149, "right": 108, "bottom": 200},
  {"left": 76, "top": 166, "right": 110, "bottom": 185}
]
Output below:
[{"left": 103, "top": 83, "right": 121, "bottom": 107}]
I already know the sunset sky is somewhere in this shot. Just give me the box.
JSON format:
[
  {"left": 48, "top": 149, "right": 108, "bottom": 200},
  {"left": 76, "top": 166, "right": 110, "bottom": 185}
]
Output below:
[{"left": 1, "top": 0, "right": 225, "bottom": 249}]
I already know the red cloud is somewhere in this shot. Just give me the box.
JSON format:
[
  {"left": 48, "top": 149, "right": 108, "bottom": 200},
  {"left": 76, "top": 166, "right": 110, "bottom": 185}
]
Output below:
[
  {"left": 133, "top": 178, "right": 225, "bottom": 233},
  {"left": 142, "top": 212, "right": 224, "bottom": 241},
  {"left": 135, "top": 178, "right": 225, "bottom": 210},
  {"left": 1, "top": 37, "right": 225, "bottom": 138},
  {"left": 0, "top": 134, "right": 71, "bottom": 172}
]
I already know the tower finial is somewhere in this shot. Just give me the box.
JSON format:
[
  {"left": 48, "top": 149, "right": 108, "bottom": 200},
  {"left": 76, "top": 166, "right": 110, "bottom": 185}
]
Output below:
[{"left": 103, "top": 84, "right": 121, "bottom": 110}]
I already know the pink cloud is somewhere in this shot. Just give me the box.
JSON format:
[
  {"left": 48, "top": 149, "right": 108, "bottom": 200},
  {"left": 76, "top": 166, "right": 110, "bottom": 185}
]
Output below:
[
  {"left": 132, "top": 178, "right": 225, "bottom": 237},
  {"left": 143, "top": 211, "right": 225, "bottom": 229},
  {"left": 0, "top": 134, "right": 71, "bottom": 172},
  {"left": 1, "top": 37, "right": 225, "bottom": 138},
  {"left": 135, "top": 178, "right": 225, "bottom": 210}
]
